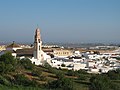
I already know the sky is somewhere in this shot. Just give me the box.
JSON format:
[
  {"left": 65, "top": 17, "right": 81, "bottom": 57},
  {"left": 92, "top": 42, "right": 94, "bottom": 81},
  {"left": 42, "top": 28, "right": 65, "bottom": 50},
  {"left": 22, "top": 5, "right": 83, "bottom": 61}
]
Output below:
[{"left": 0, "top": 0, "right": 120, "bottom": 44}]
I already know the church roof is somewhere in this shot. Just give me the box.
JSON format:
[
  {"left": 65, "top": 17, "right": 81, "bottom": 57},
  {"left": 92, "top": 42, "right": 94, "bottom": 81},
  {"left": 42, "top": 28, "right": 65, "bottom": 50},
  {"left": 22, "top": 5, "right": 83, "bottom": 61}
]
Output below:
[
  {"left": 7, "top": 41, "right": 20, "bottom": 48},
  {"left": 16, "top": 48, "right": 33, "bottom": 57},
  {"left": 16, "top": 48, "right": 34, "bottom": 54},
  {"left": 16, "top": 48, "right": 53, "bottom": 57},
  {"left": 16, "top": 48, "right": 53, "bottom": 54},
  {"left": 1, "top": 50, "right": 16, "bottom": 53}
]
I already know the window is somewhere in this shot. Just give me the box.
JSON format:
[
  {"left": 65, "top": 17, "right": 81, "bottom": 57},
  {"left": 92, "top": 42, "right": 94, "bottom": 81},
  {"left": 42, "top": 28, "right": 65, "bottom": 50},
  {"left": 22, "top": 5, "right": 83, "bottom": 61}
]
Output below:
[{"left": 38, "top": 39, "right": 40, "bottom": 43}]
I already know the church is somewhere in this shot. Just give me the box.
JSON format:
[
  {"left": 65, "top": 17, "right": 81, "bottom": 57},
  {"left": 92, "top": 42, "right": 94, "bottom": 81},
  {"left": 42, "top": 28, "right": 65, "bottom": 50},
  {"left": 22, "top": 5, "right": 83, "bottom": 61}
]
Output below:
[
  {"left": 30, "top": 28, "right": 51, "bottom": 65},
  {"left": 0, "top": 28, "right": 51, "bottom": 65}
]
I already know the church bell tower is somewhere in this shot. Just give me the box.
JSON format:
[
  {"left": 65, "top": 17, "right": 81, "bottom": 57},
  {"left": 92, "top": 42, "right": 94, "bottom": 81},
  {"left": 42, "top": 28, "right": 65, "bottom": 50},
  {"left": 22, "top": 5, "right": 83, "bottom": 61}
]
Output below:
[{"left": 33, "top": 28, "right": 42, "bottom": 61}]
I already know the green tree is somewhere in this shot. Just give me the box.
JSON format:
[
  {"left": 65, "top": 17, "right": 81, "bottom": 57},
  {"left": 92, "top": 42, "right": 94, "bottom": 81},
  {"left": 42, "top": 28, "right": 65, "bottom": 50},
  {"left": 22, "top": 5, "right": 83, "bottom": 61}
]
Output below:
[
  {"left": 19, "top": 58, "right": 34, "bottom": 70},
  {"left": 61, "top": 64, "right": 66, "bottom": 67},
  {"left": 0, "top": 52, "right": 17, "bottom": 74},
  {"left": 32, "top": 69, "right": 42, "bottom": 77},
  {"left": 0, "top": 75, "right": 11, "bottom": 86},
  {"left": 67, "top": 70, "right": 75, "bottom": 76},
  {"left": 48, "top": 70, "right": 73, "bottom": 90},
  {"left": 15, "top": 74, "right": 31, "bottom": 86},
  {"left": 90, "top": 75, "right": 111, "bottom": 90},
  {"left": 107, "top": 69, "right": 120, "bottom": 80},
  {"left": 78, "top": 74, "right": 87, "bottom": 80},
  {"left": 77, "top": 69, "right": 87, "bottom": 74},
  {"left": 48, "top": 77, "right": 73, "bottom": 90},
  {"left": 0, "top": 52, "right": 16, "bottom": 64}
]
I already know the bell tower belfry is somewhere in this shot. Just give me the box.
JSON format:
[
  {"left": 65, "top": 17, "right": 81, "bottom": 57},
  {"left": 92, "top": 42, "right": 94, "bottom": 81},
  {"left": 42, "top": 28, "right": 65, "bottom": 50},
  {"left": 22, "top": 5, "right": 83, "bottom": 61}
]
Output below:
[{"left": 33, "top": 28, "right": 42, "bottom": 61}]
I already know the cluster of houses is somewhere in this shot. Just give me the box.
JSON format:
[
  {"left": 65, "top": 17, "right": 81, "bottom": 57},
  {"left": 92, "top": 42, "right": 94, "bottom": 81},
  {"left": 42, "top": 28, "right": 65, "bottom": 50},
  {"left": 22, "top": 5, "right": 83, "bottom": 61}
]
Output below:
[
  {"left": 0, "top": 28, "right": 120, "bottom": 74},
  {"left": 48, "top": 49, "right": 120, "bottom": 73}
]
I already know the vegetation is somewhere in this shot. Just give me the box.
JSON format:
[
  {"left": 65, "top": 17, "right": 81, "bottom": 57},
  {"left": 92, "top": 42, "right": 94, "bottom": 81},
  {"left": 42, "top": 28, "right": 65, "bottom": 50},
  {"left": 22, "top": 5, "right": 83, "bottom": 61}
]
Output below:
[
  {"left": 116, "top": 57, "right": 120, "bottom": 60},
  {"left": 0, "top": 52, "right": 120, "bottom": 90},
  {"left": 0, "top": 52, "right": 17, "bottom": 74},
  {"left": 61, "top": 63, "right": 66, "bottom": 67},
  {"left": 48, "top": 74, "right": 73, "bottom": 90},
  {"left": 90, "top": 69, "right": 120, "bottom": 90}
]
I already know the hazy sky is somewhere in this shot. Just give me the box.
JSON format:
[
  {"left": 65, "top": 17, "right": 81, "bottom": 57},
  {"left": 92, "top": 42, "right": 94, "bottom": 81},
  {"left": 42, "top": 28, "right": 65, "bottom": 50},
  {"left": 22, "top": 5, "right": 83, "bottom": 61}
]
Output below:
[{"left": 0, "top": 0, "right": 120, "bottom": 44}]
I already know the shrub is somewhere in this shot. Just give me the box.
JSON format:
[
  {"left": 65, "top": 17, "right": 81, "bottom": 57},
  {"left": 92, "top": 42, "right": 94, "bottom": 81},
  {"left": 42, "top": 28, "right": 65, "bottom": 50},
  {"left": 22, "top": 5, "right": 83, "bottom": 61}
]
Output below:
[
  {"left": 14, "top": 74, "right": 31, "bottom": 86},
  {"left": 0, "top": 52, "right": 17, "bottom": 74},
  {"left": 67, "top": 70, "right": 76, "bottom": 76},
  {"left": 61, "top": 64, "right": 66, "bottom": 67},
  {"left": 39, "top": 75, "right": 47, "bottom": 81},
  {"left": 77, "top": 69, "right": 87, "bottom": 74},
  {"left": 90, "top": 75, "right": 111, "bottom": 90},
  {"left": 32, "top": 69, "right": 42, "bottom": 77},
  {"left": 0, "top": 75, "right": 11, "bottom": 86},
  {"left": 107, "top": 69, "right": 120, "bottom": 80},
  {"left": 19, "top": 58, "right": 34, "bottom": 70},
  {"left": 56, "top": 71, "right": 65, "bottom": 79},
  {"left": 78, "top": 74, "right": 87, "bottom": 80},
  {"left": 43, "top": 62, "right": 52, "bottom": 69},
  {"left": 48, "top": 77, "right": 73, "bottom": 90}
]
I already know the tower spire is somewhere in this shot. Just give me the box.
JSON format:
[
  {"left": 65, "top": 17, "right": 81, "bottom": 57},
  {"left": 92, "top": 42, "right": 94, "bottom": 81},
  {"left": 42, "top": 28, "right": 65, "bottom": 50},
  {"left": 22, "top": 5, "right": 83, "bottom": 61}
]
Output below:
[
  {"left": 35, "top": 28, "right": 41, "bottom": 42},
  {"left": 34, "top": 27, "right": 42, "bottom": 62}
]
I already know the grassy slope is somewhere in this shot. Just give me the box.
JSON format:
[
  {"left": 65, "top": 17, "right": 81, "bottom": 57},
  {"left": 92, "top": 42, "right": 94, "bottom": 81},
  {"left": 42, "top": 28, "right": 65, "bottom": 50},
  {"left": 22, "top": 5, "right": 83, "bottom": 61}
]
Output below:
[{"left": 0, "top": 65, "right": 90, "bottom": 90}]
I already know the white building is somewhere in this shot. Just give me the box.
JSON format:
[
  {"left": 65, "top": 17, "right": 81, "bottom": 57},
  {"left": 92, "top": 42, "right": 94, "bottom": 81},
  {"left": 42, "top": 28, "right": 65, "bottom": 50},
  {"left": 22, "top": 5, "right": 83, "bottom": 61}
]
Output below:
[
  {"left": 6, "top": 42, "right": 22, "bottom": 51},
  {"left": 73, "top": 63, "right": 87, "bottom": 71},
  {"left": 30, "top": 28, "right": 51, "bottom": 65},
  {"left": 0, "top": 41, "right": 22, "bottom": 57}
]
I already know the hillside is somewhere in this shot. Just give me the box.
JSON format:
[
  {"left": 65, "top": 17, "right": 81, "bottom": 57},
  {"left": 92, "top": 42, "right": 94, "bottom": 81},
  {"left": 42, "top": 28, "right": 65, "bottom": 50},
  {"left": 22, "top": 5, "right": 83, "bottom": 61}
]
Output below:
[{"left": 0, "top": 52, "right": 120, "bottom": 90}]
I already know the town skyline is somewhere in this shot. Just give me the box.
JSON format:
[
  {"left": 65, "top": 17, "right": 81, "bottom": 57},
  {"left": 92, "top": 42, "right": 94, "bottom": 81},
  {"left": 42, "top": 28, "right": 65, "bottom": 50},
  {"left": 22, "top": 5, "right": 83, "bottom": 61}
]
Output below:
[{"left": 0, "top": 0, "right": 120, "bottom": 44}]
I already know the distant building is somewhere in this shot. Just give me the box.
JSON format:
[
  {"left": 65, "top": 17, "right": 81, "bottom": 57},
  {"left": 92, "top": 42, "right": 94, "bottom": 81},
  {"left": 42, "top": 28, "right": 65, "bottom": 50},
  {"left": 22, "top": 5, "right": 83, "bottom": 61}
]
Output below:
[
  {"left": 53, "top": 49, "right": 73, "bottom": 58},
  {"left": 0, "top": 28, "right": 51, "bottom": 65},
  {"left": 0, "top": 45, "right": 6, "bottom": 51},
  {"left": 0, "top": 41, "right": 22, "bottom": 57},
  {"left": 6, "top": 41, "right": 22, "bottom": 51}
]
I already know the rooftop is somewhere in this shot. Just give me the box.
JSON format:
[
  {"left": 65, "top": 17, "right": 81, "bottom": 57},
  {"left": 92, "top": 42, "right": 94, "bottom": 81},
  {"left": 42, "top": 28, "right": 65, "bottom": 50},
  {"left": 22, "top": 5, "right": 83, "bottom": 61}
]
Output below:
[{"left": 7, "top": 41, "right": 20, "bottom": 48}]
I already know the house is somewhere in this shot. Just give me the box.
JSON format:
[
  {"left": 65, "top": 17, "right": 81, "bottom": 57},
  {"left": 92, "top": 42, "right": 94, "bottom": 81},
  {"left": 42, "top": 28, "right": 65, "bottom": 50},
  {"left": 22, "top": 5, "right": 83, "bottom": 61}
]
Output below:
[{"left": 0, "top": 41, "right": 22, "bottom": 57}]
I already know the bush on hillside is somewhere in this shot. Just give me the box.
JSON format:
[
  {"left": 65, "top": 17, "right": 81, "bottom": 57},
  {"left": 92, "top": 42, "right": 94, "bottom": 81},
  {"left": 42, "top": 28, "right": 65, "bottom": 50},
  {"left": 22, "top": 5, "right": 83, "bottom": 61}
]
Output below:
[
  {"left": 107, "top": 69, "right": 120, "bottom": 80},
  {"left": 61, "top": 64, "right": 66, "bottom": 67},
  {"left": 0, "top": 75, "right": 11, "bottom": 86},
  {"left": 77, "top": 69, "right": 87, "bottom": 74},
  {"left": 90, "top": 75, "right": 111, "bottom": 90},
  {"left": 14, "top": 74, "right": 31, "bottom": 86},
  {"left": 32, "top": 69, "right": 42, "bottom": 77},
  {"left": 19, "top": 58, "right": 34, "bottom": 70},
  {"left": 67, "top": 70, "right": 76, "bottom": 76},
  {"left": 78, "top": 74, "right": 87, "bottom": 80},
  {"left": 48, "top": 77, "right": 73, "bottom": 90},
  {"left": 0, "top": 52, "right": 17, "bottom": 74}
]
